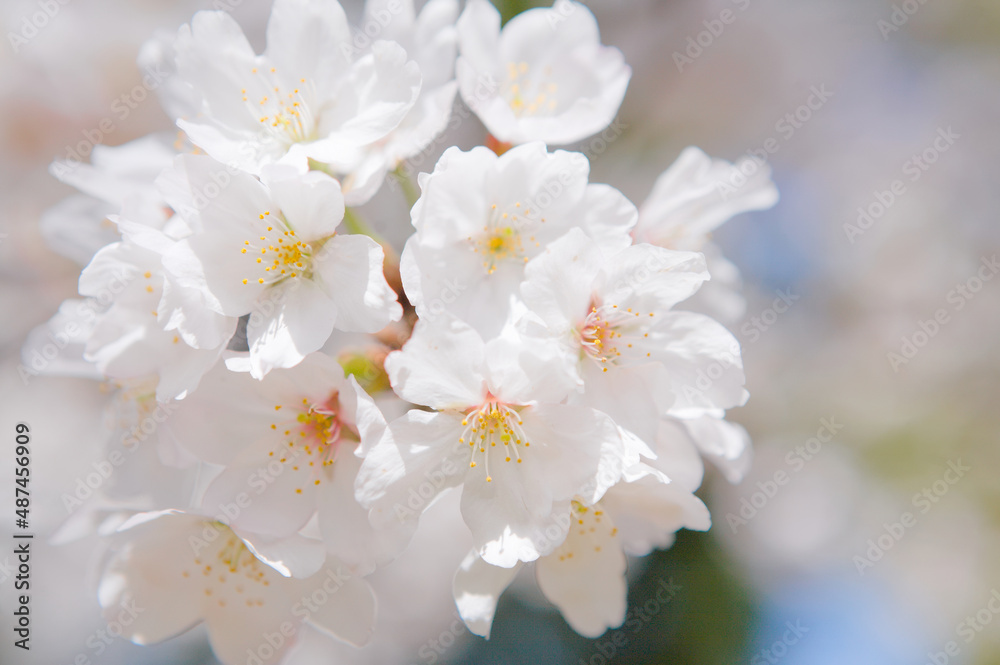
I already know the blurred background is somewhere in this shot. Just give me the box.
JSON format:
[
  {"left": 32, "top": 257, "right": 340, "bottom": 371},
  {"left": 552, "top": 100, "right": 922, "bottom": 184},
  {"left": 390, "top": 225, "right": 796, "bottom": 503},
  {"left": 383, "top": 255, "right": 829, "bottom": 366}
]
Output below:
[{"left": 1, "top": 0, "right": 999, "bottom": 663}]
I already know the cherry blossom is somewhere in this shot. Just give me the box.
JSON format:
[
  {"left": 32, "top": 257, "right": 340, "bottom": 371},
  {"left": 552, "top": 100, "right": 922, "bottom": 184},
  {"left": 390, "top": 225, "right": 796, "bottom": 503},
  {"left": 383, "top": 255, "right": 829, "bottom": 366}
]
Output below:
[{"left": 456, "top": 0, "right": 630, "bottom": 145}]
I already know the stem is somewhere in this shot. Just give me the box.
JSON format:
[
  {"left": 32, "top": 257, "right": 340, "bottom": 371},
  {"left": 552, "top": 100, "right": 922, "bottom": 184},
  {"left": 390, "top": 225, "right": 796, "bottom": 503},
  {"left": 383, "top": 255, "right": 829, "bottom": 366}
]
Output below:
[
  {"left": 342, "top": 207, "right": 405, "bottom": 304},
  {"left": 391, "top": 164, "right": 421, "bottom": 209},
  {"left": 498, "top": 0, "right": 542, "bottom": 24},
  {"left": 342, "top": 208, "right": 398, "bottom": 264},
  {"left": 307, "top": 158, "right": 336, "bottom": 177},
  {"left": 342, "top": 207, "right": 375, "bottom": 239}
]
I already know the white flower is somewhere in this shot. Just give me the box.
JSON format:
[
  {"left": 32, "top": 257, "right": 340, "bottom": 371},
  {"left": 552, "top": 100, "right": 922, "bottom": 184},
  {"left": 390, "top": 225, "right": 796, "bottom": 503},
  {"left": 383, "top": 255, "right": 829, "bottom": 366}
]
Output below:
[
  {"left": 42, "top": 134, "right": 180, "bottom": 265},
  {"left": 167, "top": 0, "right": 421, "bottom": 184},
  {"left": 163, "top": 353, "right": 405, "bottom": 573},
  {"left": 456, "top": 0, "right": 630, "bottom": 145},
  {"left": 519, "top": 228, "right": 748, "bottom": 453},
  {"left": 355, "top": 316, "right": 625, "bottom": 568},
  {"left": 635, "top": 146, "right": 779, "bottom": 322},
  {"left": 339, "top": 0, "right": 461, "bottom": 205},
  {"left": 453, "top": 464, "right": 709, "bottom": 638},
  {"left": 401, "top": 142, "right": 636, "bottom": 337},
  {"left": 21, "top": 299, "right": 103, "bottom": 383},
  {"left": 162, "top": 155, "right": 402, "bottom": 378},
  {"left": 635, "top": 147, "right": 779, "bottom": 251},
  {"left": 99, "top": 510, "right": 376, "bottom": 665},
  {"left": 39, "top": 196, "right": 123, "bottom": 266},
  {"left": 75, "top": 220, "right": 235, "bottom": 401},
  {"left": 49, "top": 134, "right": 178, "bottom": 226},
  {"left": 675, "top": 413, "right": 754, "bottom": 484}
]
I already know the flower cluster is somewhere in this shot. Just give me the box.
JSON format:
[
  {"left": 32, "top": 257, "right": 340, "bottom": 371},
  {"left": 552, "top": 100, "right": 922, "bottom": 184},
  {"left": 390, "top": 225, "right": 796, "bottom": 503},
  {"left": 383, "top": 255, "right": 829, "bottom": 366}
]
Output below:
[{"left": 27, "top": 0, "right": 777, "bottom": 661}]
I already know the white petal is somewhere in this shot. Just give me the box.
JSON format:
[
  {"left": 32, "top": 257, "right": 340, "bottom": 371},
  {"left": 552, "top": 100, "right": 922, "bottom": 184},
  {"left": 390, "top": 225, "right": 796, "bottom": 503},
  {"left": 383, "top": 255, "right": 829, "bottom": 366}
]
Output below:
[
  {"left": 460, "top": 1, "right": 630, "bottom": 144},
  {"left": 78, "top": 241, "right": 142, "bottom": 299},
  {"left": 365, "top": 0, "right": 416, "bottom": 42},
  {"left": 200, "top": 432, "right": 321, "bottom": 538},
  {"left": 383, "top": 317, "right": 486, "bottom": 410},
  {"left": 453, "top": 550, "right": 522, "bottom": 638},
  {"left": 600, "top": 470, "right": 711, "bottom": 557},
  {"left": 317, "top": 450, "right": 413, "bottom": 574},
  {"left": 414, "top": 1, "right": 461, "bottom": 83},
  {"left": 263, "top": 168, "right": 344, "bottom": 241},
  {"left": 349, "top": 375, "right": 387, "bottom": 457},
  {"left": 455, "top": 0, "right": 501, "bottom": 79},
  {"left": 579, "top": 361, "right": 672, "bottom": 449},
  {"left": 382, "top": 81, "right": 459, "bottom": 164},
  {"left": 159, "top": 276, "right": 239, "bottom": 351},
  {"left": 461, "top": 403, "right": 622, "bottom": 567},
  {"left": 312, "top": 233, "right": 402, "bottom": 334},
  {"left": 246, "top": 278, "right": 338, "bottom": 378},
  {"left": 21, "top": 301, "right": 101, "bottom": 380},
  {"left": 522, "top": 403, "right": 625, "bottom": 504},
  {"left": 206, "top": 606, "right": 300, "bottom": 665},
  {"left": 680, "top": 415, "right": 753, "bottom": 483},
  {"left": 642, "top": 311, "right": 748, "bottom": 412},
  {"left": 637, "top": 146, "right": 779, "bottom": 250},
  {"left": 303, "top": 568, "right": 377, "bottom": 647},
  {"left": 98, "top": 512, "right": 203, "bottom": 645},
  {"left": 173, "top": 11, "right": 260, "bottom": 133},
  {"left": 311, "top": 40, "right": 421, "bottom": 153},
  {"left": 573, "top": 183, "right": 637, "bottom": 252},
  {"left": 520, "top": 227, "right": 601, "bottom": 332},
  {"left": 483, "top": 325, "right": 577, "bottom": 405},
  {"left": 535, "top": 503, "right": 627, "bottom": 637},
  {"left": 39, "top": 195, "right": 120, "bottom": 265},
  {"left": 641, "top": 417, "right": 705, "bottom": 492},
  {"left": 240, "top": 530, "right": 328, "bottom": 579},
  {"left": 684, "top": 243, "right": 747, "bottom": 323},
  {"left": 594, "top": 243, "right": 709, "bottom": 313},
  {"left": 355, "top": 410, "right": 468, "bottom": 527},
  {"left": 161, "top": 365, "right": 287, "bottom": 464},
  {"left": 265, "top": 0, "right": 351, "bottom": 82},
  {"left": 408, "top": 145, "right": 495, "bottom": 246}
]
